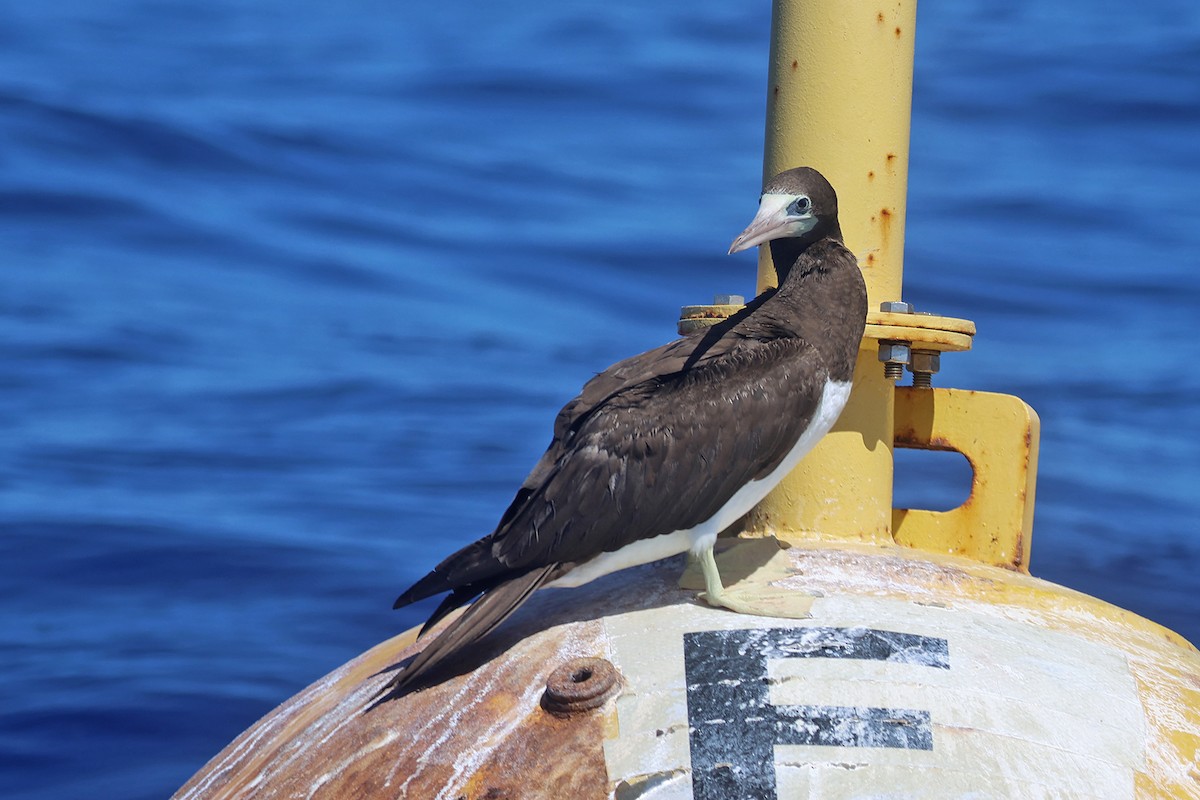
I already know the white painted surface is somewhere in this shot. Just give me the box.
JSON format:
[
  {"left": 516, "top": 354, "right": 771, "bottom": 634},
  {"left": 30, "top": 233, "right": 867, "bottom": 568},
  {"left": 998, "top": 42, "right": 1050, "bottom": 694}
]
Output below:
[{"left": 601, "top": 590, "right": 1145, "bottom": 799}]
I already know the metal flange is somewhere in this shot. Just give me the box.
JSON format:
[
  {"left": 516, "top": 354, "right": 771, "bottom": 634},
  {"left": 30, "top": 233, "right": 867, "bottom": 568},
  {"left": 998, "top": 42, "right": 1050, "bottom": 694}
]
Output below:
[
  {"left": 678, "top": 295, "right": 746, "bottom": 336},
  {"left": 868, "top": 303, "right": 975, "bottom": 387},
  {"left": 679, "top": 300, "right": 975, "bottom": 363},
  {"left": 865, "top": 308, "right": 975, "bottom": 352}
]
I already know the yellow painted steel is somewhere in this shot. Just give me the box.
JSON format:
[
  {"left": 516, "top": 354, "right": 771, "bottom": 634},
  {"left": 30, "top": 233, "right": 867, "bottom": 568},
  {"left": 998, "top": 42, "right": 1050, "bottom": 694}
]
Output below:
[
  {"left": 757, "top": 0, "right": 916, "bottom": 303},
  {"left": 864, "top": 309, "right": 976, "bottom": 353},
  {"left": 745, "top": 0, "right": 919, "bottom": 546},
  {"left": 747, "top": 343, "right": 895, "bottom": 545},
  {"left": 743, "top": 2, "right": 1040, "bottom": 567},
  {"left": 892, "top": 387, "right": 1039, "bottom": 572}
]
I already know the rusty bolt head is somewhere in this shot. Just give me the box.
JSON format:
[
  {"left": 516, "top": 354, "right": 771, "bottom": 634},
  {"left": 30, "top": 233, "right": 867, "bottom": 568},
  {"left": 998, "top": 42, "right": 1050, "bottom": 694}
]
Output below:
[
  {"left": 879, "top": 301, "right": 913, "bottom": 313},
  {"left": 541, "top": 657, "right": 621, "bottom": 716},
  {"left": 909, "top": 349, "right": 941, "bottom": 375}
]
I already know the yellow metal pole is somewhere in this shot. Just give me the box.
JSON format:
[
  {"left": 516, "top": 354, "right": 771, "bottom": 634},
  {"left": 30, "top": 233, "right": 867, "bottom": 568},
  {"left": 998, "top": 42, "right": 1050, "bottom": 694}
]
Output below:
[{"left": 746, "top": 0, "right": 918, "bottom": 545}]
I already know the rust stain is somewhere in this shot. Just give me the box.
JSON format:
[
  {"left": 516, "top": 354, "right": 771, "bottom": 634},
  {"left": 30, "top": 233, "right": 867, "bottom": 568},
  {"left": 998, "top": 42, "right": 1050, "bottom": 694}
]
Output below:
[
  {"left": 878, "top": 206, "right": 894, "bottom": 248},
  {"left": 172, "top": 614, "right": 613, "bottom": 800},
  {"left": 1010, "top": 531, "right": 1026, "bottom": 571},
  {"left": 454, "top": 704, "right": 609, "bottom": 799},
  {"left": 866, "top": 253, "right": 876, "bottom": 266},
  {"left": 925, "top": 434, "right": 951, "bottom": 450},
  {"left": 876, "top": 11, "right": 885, "bottom": 23},
  {"left": 791, "top": 59, "right": 798, "bottom": 70},
  {"left": 867, "top": 170, "right": 875, "bottom": 181},
  {"left": 683, "top": 308, "right": 733, "bottom": 320},
  {"left": 456, "top": 787, "right": 508, "bottom": 800},
  {"left": 773, "top": 84, "right": 780, "bottom": 98},
  {"left": 895, "top": 26, "right": 902, "bottom": 37}
]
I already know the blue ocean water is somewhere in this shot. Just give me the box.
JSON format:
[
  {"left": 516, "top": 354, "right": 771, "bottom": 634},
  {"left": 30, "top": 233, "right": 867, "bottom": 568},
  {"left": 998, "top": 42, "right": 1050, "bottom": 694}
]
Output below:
[{"left": 1, "top": 1, "right": 1197, "bottom": 797}]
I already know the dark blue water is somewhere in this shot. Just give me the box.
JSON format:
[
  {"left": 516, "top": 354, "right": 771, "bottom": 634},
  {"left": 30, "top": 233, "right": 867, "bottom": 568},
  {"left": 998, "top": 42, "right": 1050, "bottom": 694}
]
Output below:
[{"left": 2, "top": 1, "right": 1197, "bottom": 797}]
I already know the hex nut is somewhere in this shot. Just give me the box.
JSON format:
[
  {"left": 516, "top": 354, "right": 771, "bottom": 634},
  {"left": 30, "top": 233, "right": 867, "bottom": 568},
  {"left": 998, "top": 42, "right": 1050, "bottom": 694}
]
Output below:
[
  {"left": 879, "top": 301, "right": 914, "bottom": 313},
  {"left": 909, "top": 349, "right": 941, "bottom": 374},
  {"left": 878, "top": 341, "right": 911, "bottom": 364}
]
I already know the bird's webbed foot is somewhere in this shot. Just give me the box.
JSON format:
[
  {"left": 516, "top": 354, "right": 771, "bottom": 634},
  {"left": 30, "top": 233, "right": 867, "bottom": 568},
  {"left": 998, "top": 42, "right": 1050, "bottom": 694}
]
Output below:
[{"left": 694, "top": 544, "right": 812, "bottom": 619}]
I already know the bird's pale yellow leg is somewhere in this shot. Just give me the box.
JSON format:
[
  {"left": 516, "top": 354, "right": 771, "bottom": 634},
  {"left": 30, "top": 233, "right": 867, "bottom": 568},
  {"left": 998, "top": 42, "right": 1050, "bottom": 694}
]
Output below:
[
  {"left": 696, "top": 543, "right": 813, "bottom": 619},
  {"left": 697, "top": 544, "right": 759, "bottom": 615}
]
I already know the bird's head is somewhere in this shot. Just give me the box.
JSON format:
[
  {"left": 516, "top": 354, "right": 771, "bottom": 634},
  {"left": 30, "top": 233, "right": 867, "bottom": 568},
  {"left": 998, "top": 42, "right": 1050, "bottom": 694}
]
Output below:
[{"left": 728, "top": 167, "right": 840, "bottom": 254}]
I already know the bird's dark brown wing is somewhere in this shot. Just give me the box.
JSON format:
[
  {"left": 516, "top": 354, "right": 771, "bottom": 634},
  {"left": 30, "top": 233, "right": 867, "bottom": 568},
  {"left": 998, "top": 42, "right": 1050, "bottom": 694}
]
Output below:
[
  {"left": 418, "top": 334, "right": 827, "bottom": 590},
  {"left": 487, "top": 337, "right": 828, "bottom": 569},
  {"left": 381, "top": 336, "right": 828, "bottom": 695},
  {"left": 392, "top": 305, "right": 775, "bottom": 609}
]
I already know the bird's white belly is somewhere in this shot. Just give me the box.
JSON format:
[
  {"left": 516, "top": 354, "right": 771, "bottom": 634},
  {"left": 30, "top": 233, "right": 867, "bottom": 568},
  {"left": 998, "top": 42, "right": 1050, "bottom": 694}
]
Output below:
[{"left": 548, "top": 378, "right": 852, "bottom": 589}]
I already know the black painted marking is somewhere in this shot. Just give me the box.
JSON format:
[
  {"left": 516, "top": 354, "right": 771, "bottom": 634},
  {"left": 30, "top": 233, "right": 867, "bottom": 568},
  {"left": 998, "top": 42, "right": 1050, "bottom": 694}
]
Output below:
[{"left": 684, "top": 626, "right": 949, "bottom": 800}]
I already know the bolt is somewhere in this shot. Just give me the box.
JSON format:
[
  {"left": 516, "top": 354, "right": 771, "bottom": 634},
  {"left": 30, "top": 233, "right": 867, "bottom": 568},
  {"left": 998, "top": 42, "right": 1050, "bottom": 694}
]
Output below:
[
  {"left": 909, "top": 349, "right": 940, "bottom": 388},
  {"left": 541, "top": 656, "right": 621, "bottom": 715},
  {"left": 878, "top": 340, "right": 910, "bottom": 381},
  {"left": 879, "top": 300, "right": 913, "bottom": 313},
  {"left": 713, "top": 294, "right": 745, "bottom": 306}
]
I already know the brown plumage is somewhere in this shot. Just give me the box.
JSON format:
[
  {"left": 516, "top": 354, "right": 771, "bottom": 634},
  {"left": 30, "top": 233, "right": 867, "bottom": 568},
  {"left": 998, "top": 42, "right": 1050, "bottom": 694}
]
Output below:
[{"left": 377, "top": 167, "right": 867, "bottom": 700}]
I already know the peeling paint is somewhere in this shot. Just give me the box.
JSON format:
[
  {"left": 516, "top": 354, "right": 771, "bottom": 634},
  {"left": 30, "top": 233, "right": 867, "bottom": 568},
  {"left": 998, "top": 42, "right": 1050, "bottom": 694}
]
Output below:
[{"left": 175, "top": 543, "right": 1199, "bottom": 800}]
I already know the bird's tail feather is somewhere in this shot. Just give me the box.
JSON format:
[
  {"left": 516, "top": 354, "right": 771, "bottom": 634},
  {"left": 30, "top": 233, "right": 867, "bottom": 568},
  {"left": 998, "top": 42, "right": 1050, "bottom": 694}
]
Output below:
[
  {"left": 393, "top": 538, "right": 497, "bottom": 610},
  {"left": 374, "top": 563, "right": 559, "bottom": 700},
  {"left": 393, "top": 570, "right": 451, "bottom": 610},
  {"left": 418, "top": 586, "right": 481, "bottom": 638}
]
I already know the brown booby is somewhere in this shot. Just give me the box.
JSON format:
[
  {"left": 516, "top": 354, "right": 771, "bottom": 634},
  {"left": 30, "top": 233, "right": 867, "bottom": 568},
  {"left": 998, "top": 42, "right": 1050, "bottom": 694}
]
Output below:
[{"left": 379, "top": 167, "right": 867, "bottom": 698}]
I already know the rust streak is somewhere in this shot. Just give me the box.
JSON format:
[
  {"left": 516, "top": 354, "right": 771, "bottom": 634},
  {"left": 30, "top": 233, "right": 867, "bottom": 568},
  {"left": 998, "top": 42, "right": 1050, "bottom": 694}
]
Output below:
[
  {"left": 172, "top": 612, "right": 613, "bottom": 800},
  {"left": 1011, "top": 531, "right": 1026, "bottom": 571},
  {"left": 878, "top": 206, "right": 894, "bottom": 249}
]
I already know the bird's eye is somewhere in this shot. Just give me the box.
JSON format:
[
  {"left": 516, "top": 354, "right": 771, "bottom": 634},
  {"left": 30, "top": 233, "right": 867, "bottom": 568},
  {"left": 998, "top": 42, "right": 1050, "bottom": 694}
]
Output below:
[{"left": 789, "top": 196, "right": 812, "bottom": 215}]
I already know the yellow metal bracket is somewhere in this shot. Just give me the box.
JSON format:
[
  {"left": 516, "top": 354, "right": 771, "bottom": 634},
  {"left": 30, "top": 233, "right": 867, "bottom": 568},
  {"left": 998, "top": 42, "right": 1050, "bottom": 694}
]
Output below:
[
  {"left": 893, "top": 386, "right": 1040, "bottom": 573},
  {"left": 679, "top": 301, "right": 1039, "bottom": 572}
]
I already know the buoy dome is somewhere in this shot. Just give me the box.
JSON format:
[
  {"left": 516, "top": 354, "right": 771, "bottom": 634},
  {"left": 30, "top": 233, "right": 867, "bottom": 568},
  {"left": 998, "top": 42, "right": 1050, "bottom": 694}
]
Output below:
[{"left": 173, "top": 539, "right": 1200, "bottom": 799}]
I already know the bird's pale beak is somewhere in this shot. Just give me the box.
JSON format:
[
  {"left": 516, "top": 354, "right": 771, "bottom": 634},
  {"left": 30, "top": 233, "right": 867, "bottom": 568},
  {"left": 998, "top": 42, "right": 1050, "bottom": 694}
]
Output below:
[{"left": 727, "top": 194, "right": 798, "bottom": 254}]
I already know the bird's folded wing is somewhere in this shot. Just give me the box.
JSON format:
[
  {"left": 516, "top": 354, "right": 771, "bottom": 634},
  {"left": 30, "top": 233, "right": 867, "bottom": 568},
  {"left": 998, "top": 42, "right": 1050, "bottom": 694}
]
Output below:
[{"left": 481, "top": 337, "right": 827, "bottom": 572}]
